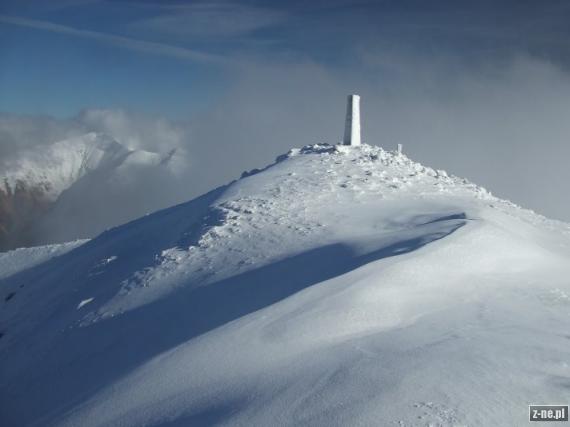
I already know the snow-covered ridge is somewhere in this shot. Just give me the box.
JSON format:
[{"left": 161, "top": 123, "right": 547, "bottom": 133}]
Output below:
[
  {"left": 1, "top": 143, "right": 570, "bottom": 427},
  {"left": 83, "top": 143, "right": 569, "bottom": 319},
  {"left": 265, "top": 143, "right": 568, "bottom": 232},
  {"left": 0, "top": 240, "right": 86, "bottom": 280},
  {"left": 0, "top": 132, "right": 165, "bottom": 201}
]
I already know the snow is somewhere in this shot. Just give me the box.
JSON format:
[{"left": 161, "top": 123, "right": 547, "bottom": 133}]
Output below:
[
  {"left": 0, "top": 240, "right": 86, "bottom": 280},
  {"left": 1, "top": 143, "right": 569, "bottom": 426},
  {"left": 0, "top": 132, "right": 166, "bottom": 201},
  {"left": 77, "top": 298, "right": 95, "bottom": 309}
]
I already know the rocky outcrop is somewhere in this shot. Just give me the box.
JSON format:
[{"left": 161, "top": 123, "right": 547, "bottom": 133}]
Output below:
[
  {"left": 0, "top": 132, "right": 176, "bottom": 252},
  {"left": 0, "top": 182, "right": 52, "bottom": 251}
]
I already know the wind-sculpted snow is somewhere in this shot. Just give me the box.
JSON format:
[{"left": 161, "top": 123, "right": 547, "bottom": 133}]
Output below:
[
  {"left": 1, "top": 144, "right": 570, "bottom": 426},
  {"left": 0, "top": 240, "right": 87, "bottom": 280}
]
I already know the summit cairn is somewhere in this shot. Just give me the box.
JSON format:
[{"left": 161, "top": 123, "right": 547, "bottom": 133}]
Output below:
[{"left": 343, "top": 94, "right": 361, "bottom": 146}]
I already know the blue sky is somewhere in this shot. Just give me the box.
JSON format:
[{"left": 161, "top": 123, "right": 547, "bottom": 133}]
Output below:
[
  {"left": 1, "top": 1, "right": 236, "bottom": 118},
  {"left": 3, "top": 0, "right": 570, "bottom": 119},
  {"left": 2, "top": 0, "right": 570, "bottom": 221}
]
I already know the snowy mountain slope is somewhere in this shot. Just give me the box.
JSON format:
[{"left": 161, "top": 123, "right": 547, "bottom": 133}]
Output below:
[
  {"left": 0, "top": 132, "right": 174, "bottom": 250},
  {"left": 1, "top": 144, "right": 570, "bottom": 426},
  {"left": 0, "top": 240, "right": 87, "bottom": 281},
  {"left": 0, "top": 132, "right": 162, "bottom": 201}
]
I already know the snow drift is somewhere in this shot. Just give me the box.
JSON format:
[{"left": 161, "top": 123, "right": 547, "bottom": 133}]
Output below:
[{"left": 1, "top": 144, "right": 569, "bottom": 426}]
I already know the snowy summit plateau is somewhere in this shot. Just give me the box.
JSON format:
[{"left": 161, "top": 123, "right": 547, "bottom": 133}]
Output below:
[{"left": 1, "top": 96, "right": 570, "bottom": 427}]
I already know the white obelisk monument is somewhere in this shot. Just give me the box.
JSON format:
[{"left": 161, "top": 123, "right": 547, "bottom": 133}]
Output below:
[{"left": 343, "top": 94, "right": 361, "bottom": 146}]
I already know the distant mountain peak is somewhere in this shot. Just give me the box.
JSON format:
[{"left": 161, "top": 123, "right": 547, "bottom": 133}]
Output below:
[{"left": 0, "top": 132, "right": 173, "bottom": 250}]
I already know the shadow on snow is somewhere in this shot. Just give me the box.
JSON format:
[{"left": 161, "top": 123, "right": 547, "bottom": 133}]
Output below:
[{"left": 0, "top": 209, "right": 467, "bottom": 426}]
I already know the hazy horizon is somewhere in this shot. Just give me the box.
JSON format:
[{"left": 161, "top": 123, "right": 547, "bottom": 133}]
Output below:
[{"left": 2, "top": 0, "right": 570, "bottom": 228}]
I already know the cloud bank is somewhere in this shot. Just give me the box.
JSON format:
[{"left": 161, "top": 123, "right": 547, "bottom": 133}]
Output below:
[
  {"left": 0, "top": 14, "right": 227, "bottom": 64},
  {"left": 2, "top": 52, "right": 570, "bottom": 248},
  {"left": 187, "top": 52, "right": 570, "bottom": 223},
  {"left": 0, "top": 110, "right": 193, "bottom": 247},
  {"left": 7, "top": 49, "right": 570, "bottom": 219}
]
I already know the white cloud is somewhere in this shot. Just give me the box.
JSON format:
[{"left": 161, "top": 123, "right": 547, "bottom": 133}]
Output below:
[
  {"left": 0, "top": 14, "right": 227, "bottom": 64},
  {"left": 0, "top": 109, "right": 193, "bottom": 245},
  {"left": 185, "top": 53, "right": 570, "bottom": 222},
  {"left": 76, "top": 109, "right": 186, "bottom": 153},
  {"left": 0, "top": 109, "right": 188, "bottom": 156},
  {"left": 2, "top": 53, "right": 570, "bottom": 244},
  {"left": 130, "top": 2, "right": 288, "bottom": 39}
]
